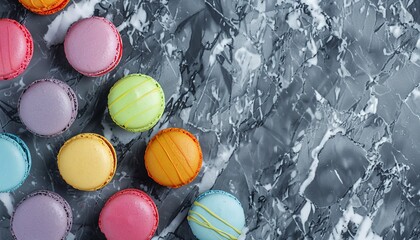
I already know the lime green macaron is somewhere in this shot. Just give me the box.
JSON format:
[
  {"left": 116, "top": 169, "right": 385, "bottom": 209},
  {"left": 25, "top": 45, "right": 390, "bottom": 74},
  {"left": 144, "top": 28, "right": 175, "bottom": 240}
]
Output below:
[{"left": 108, "top": 74, "right": 165, "bottom": 132}]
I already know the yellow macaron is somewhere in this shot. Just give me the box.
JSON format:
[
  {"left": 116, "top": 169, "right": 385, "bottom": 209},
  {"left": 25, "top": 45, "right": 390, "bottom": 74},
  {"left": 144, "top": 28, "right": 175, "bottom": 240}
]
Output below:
[{"left": 57, "top": 133, "right": 117, "bottom": 191}]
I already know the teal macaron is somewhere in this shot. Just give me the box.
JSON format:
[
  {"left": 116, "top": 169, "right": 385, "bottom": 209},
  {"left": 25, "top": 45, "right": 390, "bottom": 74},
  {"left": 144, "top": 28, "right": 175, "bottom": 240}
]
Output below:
[
  {"left": 188, "top": 190, "right": 246, "bottom": 240},
  {"left": 0, "top": 133, "right": 31, "bottom": 192}
]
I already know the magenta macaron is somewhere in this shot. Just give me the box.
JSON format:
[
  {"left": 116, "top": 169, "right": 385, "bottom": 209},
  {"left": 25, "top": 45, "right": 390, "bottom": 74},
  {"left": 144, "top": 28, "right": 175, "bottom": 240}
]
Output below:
[
  {"left": 18, "top": 79, "right": 78, "bottom": 137},
  {"left": 99, "top": 189, "right": 159, "bottom": 240},
  {"left": 11, "top": 190, "right": 73, "bottom": 240},
  {"left": 64, "top": 17, "right": 123, "bottom": 77},
  {"left": 0, "top": 19, "right": 33, "bottom": 80}
]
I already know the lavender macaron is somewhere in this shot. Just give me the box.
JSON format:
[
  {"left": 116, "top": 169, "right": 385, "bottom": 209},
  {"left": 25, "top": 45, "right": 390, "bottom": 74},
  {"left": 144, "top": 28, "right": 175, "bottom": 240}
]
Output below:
[
  {"left": 18, "top": 79, "right": 78, "bottom": 137},
  {"left": 11, "top": 190, "right": 73, "bottom": 240}
]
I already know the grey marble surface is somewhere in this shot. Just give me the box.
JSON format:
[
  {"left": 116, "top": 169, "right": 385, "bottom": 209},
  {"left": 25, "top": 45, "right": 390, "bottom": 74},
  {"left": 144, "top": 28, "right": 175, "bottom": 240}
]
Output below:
[{"left": 2, "top": 0, "right": 420, "bottom": 239}]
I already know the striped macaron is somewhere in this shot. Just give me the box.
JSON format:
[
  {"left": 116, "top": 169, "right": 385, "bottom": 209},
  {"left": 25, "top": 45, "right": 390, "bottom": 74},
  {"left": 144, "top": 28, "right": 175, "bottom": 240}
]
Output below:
[
  {"left": 144, "top": 128, "right": 202, "bottom": 188},
  {"left": 108, "top": 74, "right": 165, "bottom": 132}
]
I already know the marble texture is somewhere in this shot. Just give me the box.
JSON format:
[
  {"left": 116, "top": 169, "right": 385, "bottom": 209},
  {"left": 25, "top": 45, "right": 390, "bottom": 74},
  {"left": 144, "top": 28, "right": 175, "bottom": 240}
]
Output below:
[{"left": 1, "top": 0, "right": 420, "bottom": 239}]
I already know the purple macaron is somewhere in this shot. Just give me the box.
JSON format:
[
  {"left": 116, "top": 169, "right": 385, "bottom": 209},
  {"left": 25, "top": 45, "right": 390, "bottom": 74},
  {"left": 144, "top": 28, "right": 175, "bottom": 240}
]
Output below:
[
  {"left": 10, "top": 190, "right": 73, "bottom": 240},
  {"left": 18, "top": 79, "right": 78, "bottom": 137}
]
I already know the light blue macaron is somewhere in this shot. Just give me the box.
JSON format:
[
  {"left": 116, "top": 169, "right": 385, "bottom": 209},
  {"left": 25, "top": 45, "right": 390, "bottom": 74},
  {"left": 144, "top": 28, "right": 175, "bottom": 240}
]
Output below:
[
  {"left": 0, "top": 133, "right": 31, "bottom": 192},
  {"left": 188, "top": 190, "right": 246, "bottom": 240}
]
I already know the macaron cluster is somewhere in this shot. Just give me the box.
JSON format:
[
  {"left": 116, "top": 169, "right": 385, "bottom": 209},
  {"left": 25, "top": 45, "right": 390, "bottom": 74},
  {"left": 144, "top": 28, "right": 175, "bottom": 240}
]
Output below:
[{"left": 1, "top": 4, "right": 247, "bottom": 240}]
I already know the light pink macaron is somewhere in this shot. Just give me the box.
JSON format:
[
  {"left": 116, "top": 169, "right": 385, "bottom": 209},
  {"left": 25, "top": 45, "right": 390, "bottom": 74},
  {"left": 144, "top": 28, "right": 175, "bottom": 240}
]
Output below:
[{"left": 64, "top": 17, "right": 122, "bottom": 77}]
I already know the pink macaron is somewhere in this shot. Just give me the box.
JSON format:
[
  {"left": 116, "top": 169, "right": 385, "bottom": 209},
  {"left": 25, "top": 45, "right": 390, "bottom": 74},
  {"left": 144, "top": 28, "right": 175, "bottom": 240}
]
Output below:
[
  {"left": 64, "top": 17, "right": 122, "bottom": 77},
  {"left": 0, "top": 19, "right": 33, "bottom": 80},
  {"left": 99, "top": 189, "right": 159, "bottom": 240}
]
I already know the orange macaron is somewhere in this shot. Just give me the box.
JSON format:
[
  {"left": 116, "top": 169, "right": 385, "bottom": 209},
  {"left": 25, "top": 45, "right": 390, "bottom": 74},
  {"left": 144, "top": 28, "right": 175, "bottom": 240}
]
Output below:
[
  {"left": 144, "top": 128, "right": 202, "bottom": 188},
  {"left": 19, "top": 0, "right": 70, "bottom": 15}
]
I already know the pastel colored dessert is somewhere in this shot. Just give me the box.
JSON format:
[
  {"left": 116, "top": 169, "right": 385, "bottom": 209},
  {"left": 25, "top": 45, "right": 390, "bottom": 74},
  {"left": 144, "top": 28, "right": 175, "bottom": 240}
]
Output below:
[
  {"left": 0, "top": 133, "right": 31, "bottom": 192},
  {"left": 144, "top": 128, "right": 202, "bottom": 188},
  {"left": 11, "top": 190, "right": 72, "bottom": 240},
  {"left": 108, "top": 74, "right": 165, "bottom": 132},
  {"left": 57, "top": 133, "right": 117, "bottom": 191},
  {"left": 18, "top": 0, "right": 70, "bottom": 15},
  {"left": 64, "top": 17, "right": 122, "bottom": 77},
  {"left": 188, "top": 190, "right": 246, "bottom": 240},
  {"left": 0, "top": 19, "right": 33, "bottom": 80},
  {"left": 18, "top": 79, "right": 78, "bottom": 137},
  {"left": 99, "top": 189, "right": 159, "bottom": 240}
]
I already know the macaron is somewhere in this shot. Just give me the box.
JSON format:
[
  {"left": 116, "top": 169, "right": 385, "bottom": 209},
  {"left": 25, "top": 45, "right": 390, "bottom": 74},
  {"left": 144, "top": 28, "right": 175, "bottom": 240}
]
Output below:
[
  {"left": 144, "top": 128, "right": 202, "bottom": 188},
  {"left": 18, "top": 0, "right": 70, "bottom": 15},
  {"left": 108, "top": 74, "right": 165, "bottom": 132},
  {"left": 188, "top": 190, "right": 246, "bottom": 240},
  {"left": 0, "top": 19, "right": 33, "bottom": 80},
  {"left": 0, "top": 133, "right": 31, "bottom": 192},
  {"left": 11, "top": 190, "right": 72, "bottom": 240},
  {"left": 57, "top": 133, "right": 117, "bottom": 191},
  {"left": 64, "top": 17, "right": 122, "bottom": 77},
  {"left": 99, "top": 189, "right": 159, "bottom": 240},
  {"left": 18, "top": 79, "right": 78, "bottom": 137}
]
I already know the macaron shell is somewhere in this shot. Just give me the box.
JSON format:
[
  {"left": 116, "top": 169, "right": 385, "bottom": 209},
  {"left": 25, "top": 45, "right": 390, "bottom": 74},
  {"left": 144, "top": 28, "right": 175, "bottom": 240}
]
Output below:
[
  {"left": 108, "top": 74, "right": 165, "bottom": 132},
  {"left": 57, "top": 133, "right": 117, "bottom": 191},
  {"left": 11, "top": 190, "right": 72, "bottom": 240},
  {"left": 99, "top": 189, "right": 159, "bottom": 240},
  {"left": 188, "top": 190, "right": 245, "bottom": 240},
  {"left": 19, "top": 79, "right": 78, "bottom": 137},
  {"left": 0, "top": 19, "right": 33, "bottom": 80},
  {"left": 0, "top": 133, "right": 31, "bottom": 192},
  {"left": 145, "top": 128, "right": 202, "bottom": 188},
  {"left": 18, "top": 0, "right": 70, "bottom": 15},
  {"left": 64, "top": 17, "right": 122, "bottom": 77}
]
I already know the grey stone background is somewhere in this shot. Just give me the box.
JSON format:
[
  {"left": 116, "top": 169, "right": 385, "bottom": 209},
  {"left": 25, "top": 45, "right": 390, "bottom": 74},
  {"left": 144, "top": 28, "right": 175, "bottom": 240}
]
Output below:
[{"left": 2, "top": 0, "right": 420, "bottom": 239}]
